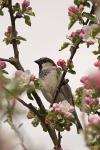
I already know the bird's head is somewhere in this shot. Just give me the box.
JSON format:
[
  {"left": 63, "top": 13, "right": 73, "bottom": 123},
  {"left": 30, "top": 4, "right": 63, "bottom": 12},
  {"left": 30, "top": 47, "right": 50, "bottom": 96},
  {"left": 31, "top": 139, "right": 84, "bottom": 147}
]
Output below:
[{"left": 34, "top": 57, "right": 56, "bottom": 70}]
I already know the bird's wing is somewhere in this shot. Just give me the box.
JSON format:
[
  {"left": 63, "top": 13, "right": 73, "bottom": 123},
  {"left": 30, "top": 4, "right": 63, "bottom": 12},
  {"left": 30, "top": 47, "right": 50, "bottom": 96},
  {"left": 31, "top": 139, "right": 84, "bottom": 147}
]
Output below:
[{"left": 60, "top": 84, "right": 75, "bottom": 106}]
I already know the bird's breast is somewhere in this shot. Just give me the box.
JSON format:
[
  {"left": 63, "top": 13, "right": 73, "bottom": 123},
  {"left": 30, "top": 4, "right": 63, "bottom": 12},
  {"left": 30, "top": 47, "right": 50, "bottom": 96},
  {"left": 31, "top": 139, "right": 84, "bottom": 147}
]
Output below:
[{"left": 39, "top": 69, "right": 58, "bottom": 102}]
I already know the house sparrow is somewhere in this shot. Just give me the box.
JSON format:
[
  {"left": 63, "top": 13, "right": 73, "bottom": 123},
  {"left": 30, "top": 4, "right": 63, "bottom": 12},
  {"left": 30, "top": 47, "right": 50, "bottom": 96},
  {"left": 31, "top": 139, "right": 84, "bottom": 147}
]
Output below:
[{"left": 35, "top": 57, "right": 82, "bottom": 133}]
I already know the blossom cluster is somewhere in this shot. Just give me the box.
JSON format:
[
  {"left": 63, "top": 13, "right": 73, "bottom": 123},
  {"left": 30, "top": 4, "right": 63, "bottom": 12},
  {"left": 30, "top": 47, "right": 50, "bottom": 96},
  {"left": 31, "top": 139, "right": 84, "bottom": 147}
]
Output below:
[
  {"left": 45, "top": 101, "right": 75, "bottom": 132},
  {"left": 68, "top": 5, "right": 84, "bottom": 16},
  {"left": 86, "top": 114, "right": 100, "bottom": 149},
  {"left": 80, "top": 71, "right": 100, "bottom": 91}
]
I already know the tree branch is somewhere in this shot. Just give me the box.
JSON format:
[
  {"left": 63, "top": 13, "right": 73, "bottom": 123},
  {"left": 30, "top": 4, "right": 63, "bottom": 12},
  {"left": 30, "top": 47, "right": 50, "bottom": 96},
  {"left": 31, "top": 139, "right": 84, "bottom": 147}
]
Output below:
[
  {"left": 8, "top": 0, "right": 24, "bottom": 71},
  {"left": 52, "top": 6, "right": 94, "bottom": 105},
  {"left": 52, "top": 39, "right": 81, "bottom": 105},
  {"left": 3, "top": 87, "right": 58, "bottom": 146}
]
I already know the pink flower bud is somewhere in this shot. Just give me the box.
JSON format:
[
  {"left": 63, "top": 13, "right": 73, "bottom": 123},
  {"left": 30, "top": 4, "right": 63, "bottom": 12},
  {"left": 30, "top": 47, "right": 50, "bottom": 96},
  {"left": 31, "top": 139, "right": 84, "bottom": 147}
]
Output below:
[
  {"left": 80, "top": 76, "right": 92, "bottom": 89},
  {"left": 15, "top": 2, "right": 20, "bottom": 8},
  {"left": 94, "top": 60, "right": 100, "bottom": 68},
  {"left": 54, "top": 107, "right": 61, "bottom": 112},
  {"left": 85, "top": 97, "right": 99, "bottom": 106},
  {"left": 15, "top": 70, "right": 24, "bottom": 78},
  {"left": 64, "top": 112, "right": 72, "bottom": 119},
  {"left": 85, "top": 97, "right": 91, "bottom": 105},
  {"left": 7, "top": 26, "right": 12, "bottom": 33},
  {"left": 68, "top": 6, "right": 79, "bottom": 16},
  {"left": 88, "top": 115, "right": 100, "bottom": 125},
  {"left": 30, "top": 74, "right": 36, "bottom": 81},
  {"left": 53, "top": 103, "right": 59, "bottom": 108},
  {"left": 57, "top": 59, "right": 65, "bottom": 68},
  {"left": 79, "top": 31, "right": 84, "bottom": 38},
  {"left": 67, "top": 59, "right": 72, "bottom": 65},
  {"left": 89, "top": 71, "right": 100, "bottom": 90},
  {"left": 70, "top": 32, "right": 77, "bottom": 38},
  {"left": 22, "top": 0, "right": 30, "bottom": 8},
  {"left": 68, "top": 106, "right": 75, "bottom": 113},
  {"left": 76, "top": 29, "right": 82, "bottom": 34},
  {"left": 0, "top": 61, "right": 6, "bottom": 69},
  {"left": 79, "top": 5, "right": 84, "bottom": 12}
]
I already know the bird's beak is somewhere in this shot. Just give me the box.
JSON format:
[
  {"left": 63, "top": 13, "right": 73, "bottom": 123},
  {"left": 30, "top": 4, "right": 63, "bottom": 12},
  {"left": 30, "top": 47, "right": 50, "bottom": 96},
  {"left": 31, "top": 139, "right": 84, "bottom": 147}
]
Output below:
[{"left": 34, "top": 59, "right": 39, "bottom": 64}]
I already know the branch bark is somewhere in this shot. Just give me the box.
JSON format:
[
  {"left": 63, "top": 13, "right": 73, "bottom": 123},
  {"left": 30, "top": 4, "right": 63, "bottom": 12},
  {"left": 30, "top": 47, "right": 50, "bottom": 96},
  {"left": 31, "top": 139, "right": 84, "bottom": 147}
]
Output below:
[{"left": 8, "top": 0, "right": 24, "bottom": 71}]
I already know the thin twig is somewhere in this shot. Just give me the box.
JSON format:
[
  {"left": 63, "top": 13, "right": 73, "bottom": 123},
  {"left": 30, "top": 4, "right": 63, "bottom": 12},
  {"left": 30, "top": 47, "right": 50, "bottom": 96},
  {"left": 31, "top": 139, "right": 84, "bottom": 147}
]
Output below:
[
  {"left": 52, "top": 5, "right": 95, "bottom": 106},
  {"left": 3, "top": 87, "right": 58, "bottom": 146},
  {"left": 58, "top": 131, "right": 62, "bottom": 147},
  {"left": 8, "top": 0, "right": 24, "bottom": 71},
  {"left": 52, "top": 39, "right": 81, "bottom": 105}
]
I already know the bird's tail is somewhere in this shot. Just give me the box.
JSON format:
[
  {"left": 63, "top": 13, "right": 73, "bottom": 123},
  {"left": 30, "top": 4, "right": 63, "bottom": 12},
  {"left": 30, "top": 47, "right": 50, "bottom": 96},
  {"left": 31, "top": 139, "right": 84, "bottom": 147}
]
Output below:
[{"left": 73, "top": 110, "right": 83, "bottom": 134}]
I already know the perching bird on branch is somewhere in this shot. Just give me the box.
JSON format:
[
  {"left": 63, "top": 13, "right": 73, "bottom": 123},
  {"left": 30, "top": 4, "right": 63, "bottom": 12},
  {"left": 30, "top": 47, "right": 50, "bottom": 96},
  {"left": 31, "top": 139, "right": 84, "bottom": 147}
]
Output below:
[{"left": 35, "top": 57, "right": 82, "bottom": 133}]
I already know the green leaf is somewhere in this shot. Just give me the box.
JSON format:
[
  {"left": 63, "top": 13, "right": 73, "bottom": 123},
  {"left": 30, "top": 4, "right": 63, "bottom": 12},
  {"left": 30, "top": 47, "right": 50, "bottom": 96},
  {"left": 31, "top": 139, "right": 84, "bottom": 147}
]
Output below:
[
  {"left": 3, "top": 37, "right": 12, "bottom": 45},
  {"left": 16, "top": 36, "right": 27, "bottom": 41},
  {"left": 92, "top": 51, "right": 100, "bottom": 55},
  {"left": 97, "top": 55, "right": 100, "bottom": 60},
  {"left": 68, "top": 69, "right": 76, "bottom": 74},
  {"left": 13, "top": 5, "right": 20, "bottom": 12},
  {"left": 27, "top": 90, "right": 34, "bottom": 100},
  {"left": 74, "top": 0, "right": 90, "bottom": 7},
  {"left": 68, "top": 18, "right": 77, "bottom": 29},
  {"left": 92, "top": 27, "right": 100, "bottom": 38},
  {"left": 82, "top": 12, "right": 96, "bottom": 22},
  {"left": 2, "top": 70, "right": 9, "bottom": 74},
  {"left": 25, "top": 9, "right": 35, "bottom": 16},
  {"left": 0, "top": 9, "right": 4, "bottom": 16},
  {"left": 24, "top": 15, "right": 31, "bottom": 26},
  {"left": 34, "top": 79, "right": 42, "bottom": 90},
  {"left": 59, "top": 42, "right": 70, "bottom": 51},
  {"left": 92, "top": 91, "right": 100, "bottom": 98},
  {"left": 32, "top": 118, "right": 39, "bottom": 127}
]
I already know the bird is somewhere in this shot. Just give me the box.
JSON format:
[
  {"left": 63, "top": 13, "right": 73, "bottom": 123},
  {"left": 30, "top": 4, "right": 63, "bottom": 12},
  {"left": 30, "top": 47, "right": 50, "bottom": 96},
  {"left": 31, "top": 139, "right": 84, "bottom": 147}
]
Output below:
[{"left": 35, "top": 57, "right": 82, "bottom": 133}]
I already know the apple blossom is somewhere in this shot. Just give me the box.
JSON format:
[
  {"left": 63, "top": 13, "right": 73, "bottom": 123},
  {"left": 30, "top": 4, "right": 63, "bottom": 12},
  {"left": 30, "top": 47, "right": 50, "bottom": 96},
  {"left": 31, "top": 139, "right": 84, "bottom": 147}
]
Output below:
[
  {"left": 68, "top": 6, "right": 79, "bottom": 16},
  {"left": 14, "top": 70, "right": 33, "bottom": 88},
  {"left": 84, "top": 97, "right": 99, "bottom": 106},
  {"left": 94, "top": 60, "right": 100, "bottom": 68},
  {"left": 15, "top": 2, "right": 20, "bottom": 8},
  {"left": 57, "top": 59, "right": 66, "bottom": 68},
  {"left": 64, "top": 111, "right": 73, "bottom": 119},
  {"left": 30, "top": 74, "right": 36, "bottom": 81},
  {"left": 82, "top": 24, "right": 100, "bottom": 42},
  {"left": 89, "top": 71, "right": 100, "bottom": 90},
  {"left": 79, "top": 31, "right": 85, "bottom": 38},
  {"left": 88, "top": 114, "right": 100, "bottom": 125},
  {"left": 70, "top": 32, "right": 77, "bottom": 38},
  {"left": 0, "top": 61, "right": 6, "bottom": 69},
  {"left": 80, "top": 76, "right": 92, "bottom": 89},
  {"left": 22, "top": 0, "right": 30, "bottom": 9},
  {"left": 8, "top": 26, "right": 12, "bottom": 33},
  {"left": 67, "top": 59, "right": 72, "bottom": 65},
  {"left": 68, "top": 106, "right": 75, "bottom": 113},
  {"left": 79, "top": 5, "right": 84, "bottom": 12}
]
